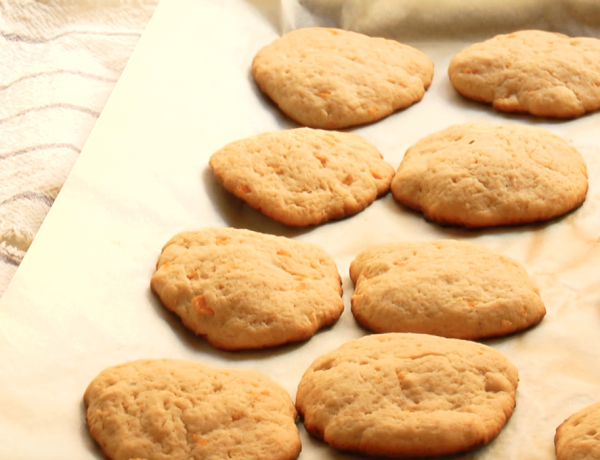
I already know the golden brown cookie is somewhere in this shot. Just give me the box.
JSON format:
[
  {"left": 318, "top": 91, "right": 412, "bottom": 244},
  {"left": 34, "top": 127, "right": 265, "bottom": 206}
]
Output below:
[
  {"left": 448, "top": 30, "right": 600, "bottom": 118},
  {"left": 252, "top": 27, "right": 434, "bottom": 129},
  {"left": 555, "top": 401, "right": 600, "bottom": 460},
  {"left": 84, "top": 359, "right": 301, "bottom": 460},
  {"left": 209, "top": 128, "right": 395, "bottom": 226},
  {"left": 296, "top": 333, "right": 518, "bottom": 457},
  {"left": 350, "top": 239, "right": 546, "bottom": 339},
  {"left": 391, "top": 123, "right": 588, "bottom": 227},
  {"left": 150, "top": 228, "right": 343, "bottom": 350}
]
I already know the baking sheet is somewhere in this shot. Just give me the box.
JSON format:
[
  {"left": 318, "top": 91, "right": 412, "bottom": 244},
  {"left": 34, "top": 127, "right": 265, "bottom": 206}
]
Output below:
[{"left": 1, "top": 0, "right": 600, "bottom": 458}]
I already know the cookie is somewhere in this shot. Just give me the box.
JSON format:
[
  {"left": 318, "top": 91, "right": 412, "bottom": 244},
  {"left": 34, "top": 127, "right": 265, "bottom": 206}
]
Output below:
[
  {"left": 296, "top": 333, "right": 518, "bottom": 457},
  {"left": 350, "top": 239, "right": 546, "bottom": 339},
  {"left": 555, "top": 401, "right": 600, "bottom": 460},
  {"left": 391, "top": 123, "right": 588, "bottom": 227},
  {"left": 84, "top": 359, "right": 301, "bottom": 460},
  {"left": 252, "top": 27, "right": 434, "bottom": 129},
  {"left": 209, "top": 128, "right": 395, "bottom": 226},
  {"left": 448, "top": 30, "right": 600, "bottom": 118},
  {"left": 150, "top": 228, "right": 343, "bottom": 350}
]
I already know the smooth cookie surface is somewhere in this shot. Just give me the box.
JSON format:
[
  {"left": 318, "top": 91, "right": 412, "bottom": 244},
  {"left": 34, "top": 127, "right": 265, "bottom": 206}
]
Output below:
[
  {"left": 555, "top": 401, "right": 600, "bottom": 460},
  {"left": 150, "top": 228, "right": 343, "bottom": 350},
  {"left": 296, "top": 333, "right": 518, "bottom": 457},
  {"left": 391, "top": 123, "right": 588, "bottom": 227},
  {"left": 209, "top": 128, "right": 395, "bottom": 226},
  {"left": 252, "top": 27, "right": 434, "bottom": 129},
  {"left": 448, "top": 30, "right": 600, "bottom": 118},
  {"left": 350, "top": 240, "right": 545, "bottom": 339},
  {"left": 84, "top": 359, "right": 301, "bottom": 460}
]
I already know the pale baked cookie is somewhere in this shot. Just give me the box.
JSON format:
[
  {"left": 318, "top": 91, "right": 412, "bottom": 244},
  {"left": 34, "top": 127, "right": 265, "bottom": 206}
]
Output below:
[
  {"left": 150, "top": 228, "right": 343, "bottom": 350},
  {"left": 296, "top": 333, "right": 518, "bottom": 457},
  {"left": 84, "top": 359, "right": 301, "bottom": 460},
  {"left": 555, "top": 401, "right": 600, "bottom": 460},
  {"left": 448, "top": 30, "right": 600, "bottom": 118},
  {"left": 350, "top": 240, "right": 546, "bottom": 339},
  {"left": 391, "top": 123, "right": 588, "bottom": 227},
  {"left": 252, "top": 27, "right": 434, "bottom": 129},
  {"left": 209, "top": 128, "right": 395, "bottom": 226}
]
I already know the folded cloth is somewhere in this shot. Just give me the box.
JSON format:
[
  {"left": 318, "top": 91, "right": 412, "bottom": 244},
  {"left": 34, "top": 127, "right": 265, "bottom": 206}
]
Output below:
[
  {"left": 299, "top": 0, "right": 600, "bottom": 39},
  {"left": 0, "top": 0, "right": 158, "bottom": 298}
]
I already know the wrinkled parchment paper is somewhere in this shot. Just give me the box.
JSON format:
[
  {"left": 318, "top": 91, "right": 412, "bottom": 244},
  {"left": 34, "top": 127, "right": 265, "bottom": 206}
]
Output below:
[{"left": 1, "top": 0, "right": 599, "bottom": 458}]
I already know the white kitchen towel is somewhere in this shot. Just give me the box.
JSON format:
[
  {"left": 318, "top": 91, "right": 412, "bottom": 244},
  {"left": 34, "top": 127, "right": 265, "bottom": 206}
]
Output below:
[
  {"left": 299, "top": 0, "right": 600, "bottom": 39},
  {"left": 0, "top": 0, "right": 158, "bottom": 298}
]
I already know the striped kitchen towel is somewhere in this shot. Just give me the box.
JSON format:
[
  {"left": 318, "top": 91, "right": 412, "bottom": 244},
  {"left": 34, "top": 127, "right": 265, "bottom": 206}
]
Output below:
[{"left": 0, "top": 0, "right": 158, "bottom": 298}]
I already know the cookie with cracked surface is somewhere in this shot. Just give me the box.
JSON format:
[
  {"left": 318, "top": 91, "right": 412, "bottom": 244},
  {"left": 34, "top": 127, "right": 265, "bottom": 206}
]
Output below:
[
  {"left": 350, "top": 239, "right": 546, "bottom": 339},
  {"left": 252, "top": 27, "right": 434, "bottom": 129},
  {"left": 555, "top": 401, "right": 600, "bottom": 460},
  {"left": 296, "top": 333, "right": 518, "bottom": 457},
  {"left": 150, "top": 228, "right": 343, "bottom": 350},
  {"left": 391, "top": 123, "right": 588, "bottom": 227},
  {"left": 209, "top": 128, "right": 395, "bottom": 226},
  {"left": 84, "top": 359, "right": 301, "bottom": 460},
  {"left": 448, "top": 30, "right": 600, "bottom": 118}
]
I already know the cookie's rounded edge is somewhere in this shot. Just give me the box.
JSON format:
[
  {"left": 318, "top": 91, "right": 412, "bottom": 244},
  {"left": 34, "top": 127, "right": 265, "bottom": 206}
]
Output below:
[
  {"left": 208, "top": 128, "right": 395, "bottom": 227},
  {"left": 447, "top": 30, "right": 600, "bottom": 119},
  {"left": 390, "top": 123, "right": 588, "bottom": 228},
  {"left": 348, "top": 240, "right": 546, "bottom": 339},
  {"left": 150, "top": 227, "right": 344, "bottom": 351},
  {"left": 555, "top": 401, "right": 600, "bottom": 460},
  {"left": 296, "top": 333, "right": 518, "bottom": 458},
  {"left": 252, "top": 27, "right": 434, "bottom": 129},
  {"left": 84, "top": 359, "right": 302, "bottom": 460}
]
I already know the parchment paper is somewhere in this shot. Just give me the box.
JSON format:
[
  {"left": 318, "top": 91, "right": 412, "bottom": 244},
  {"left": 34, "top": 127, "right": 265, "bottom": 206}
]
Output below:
[{"left": 0, "top": 0, "right": 599, "bottom": 458}]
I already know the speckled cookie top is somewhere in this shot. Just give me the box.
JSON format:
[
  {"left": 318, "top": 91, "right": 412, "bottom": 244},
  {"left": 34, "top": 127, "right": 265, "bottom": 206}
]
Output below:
[
  {"left": 151, "top": 228, "right": 343, "bottom": 350},
  {"left": 209, "top": 128, "right": 395, "bottom": 226},
  {"left": 350, "top": 239, "right": 545, "bottom": 339},
  {"left": 252, "top": 27, "right": 434, "bottom": 129},
  {"left": 296, "top": 333, "right": 518, "bottom": 457},
  {"left": 391, "top": 123, "right": 588, "bottom": 227},
  {"left": 555, "top": 401, "right": 600, "bottom": 460},
  {"left": 448, "top": 30, "right": 600, "bottom": 118},
  {"left": 84, "top": 359, "right": 301, "bottom": 460}
]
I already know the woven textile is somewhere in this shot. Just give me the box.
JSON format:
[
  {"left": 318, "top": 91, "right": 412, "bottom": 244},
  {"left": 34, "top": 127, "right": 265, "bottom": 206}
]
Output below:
[{"left": 0, "top": 0, "right": 159, "bottom": 297}]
